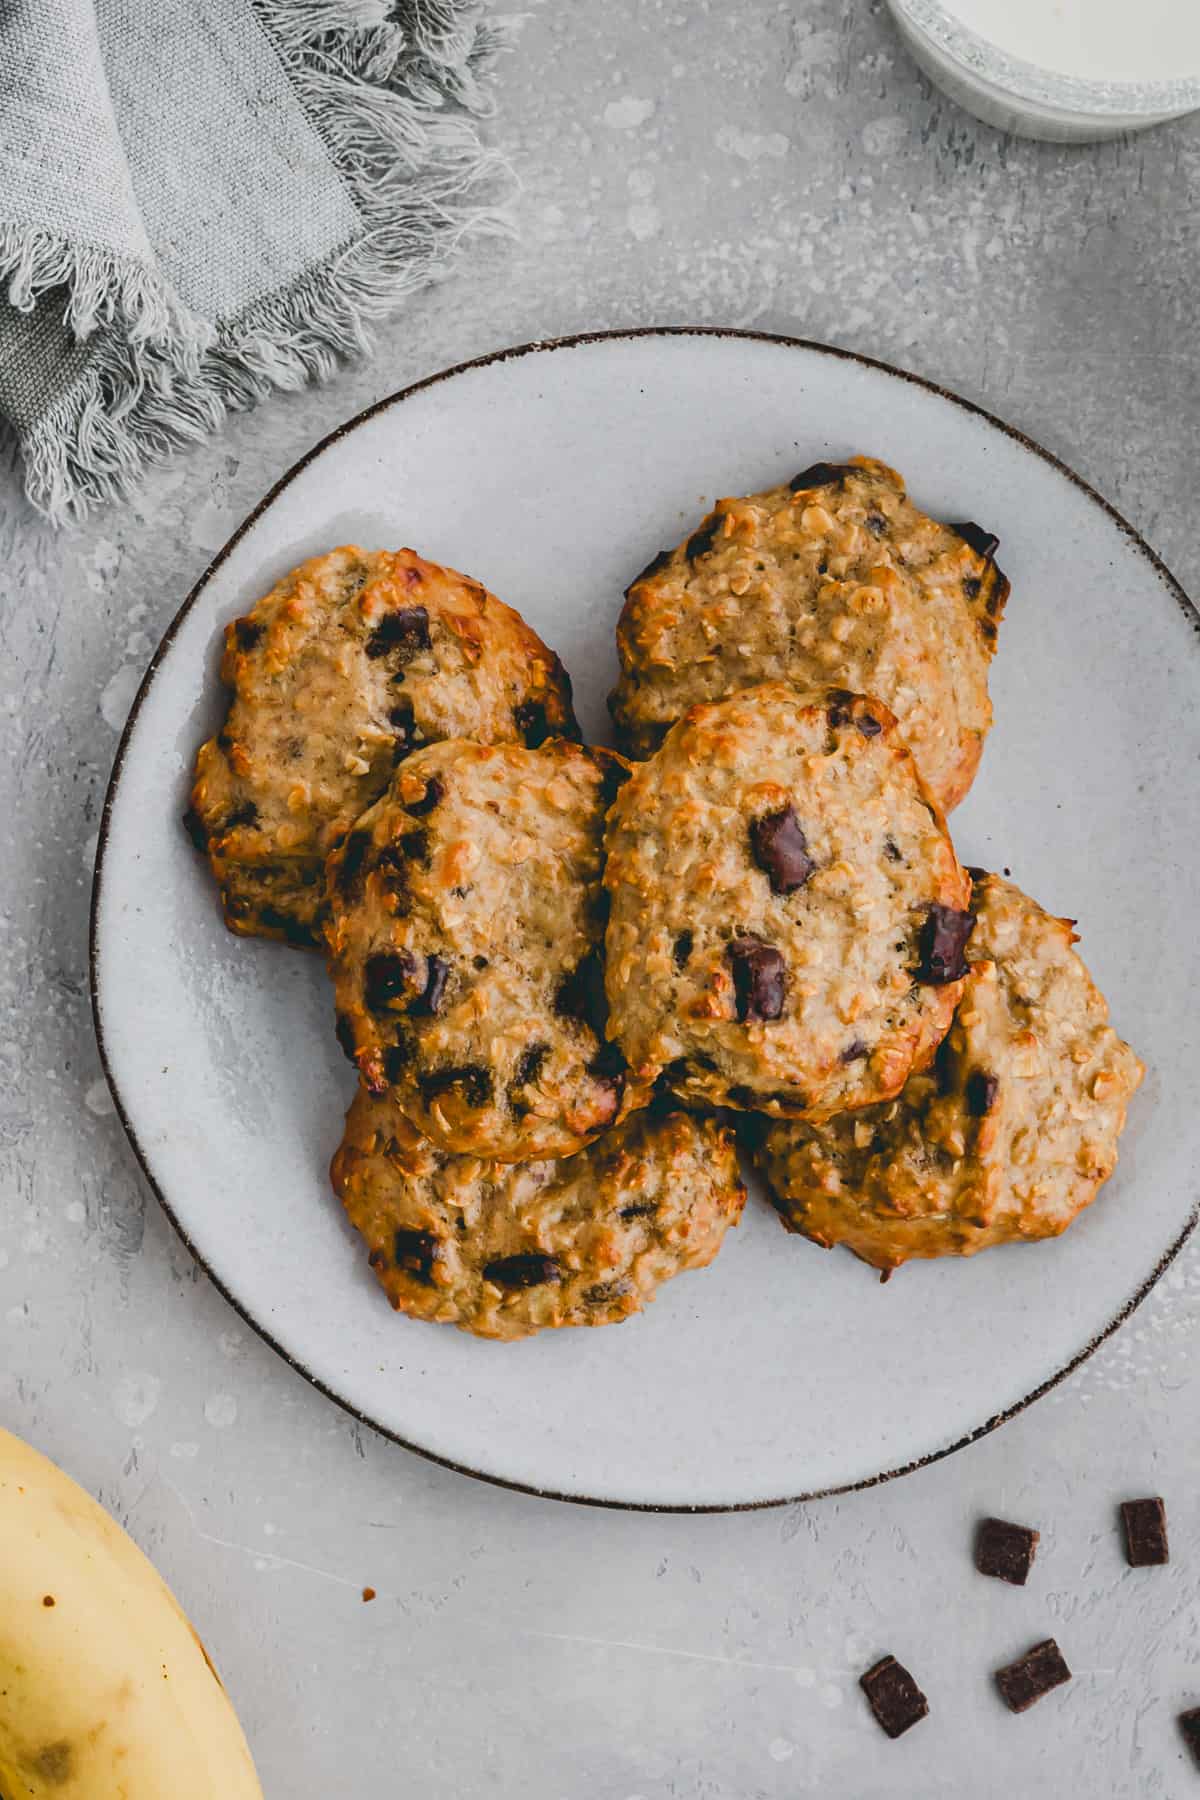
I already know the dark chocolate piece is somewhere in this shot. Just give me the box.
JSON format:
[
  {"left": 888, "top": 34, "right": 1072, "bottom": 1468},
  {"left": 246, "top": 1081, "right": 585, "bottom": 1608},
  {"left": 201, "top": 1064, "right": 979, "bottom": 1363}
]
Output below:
[
  {"left": 182, "top": 807, "right": 208, "bottom": 853},
  {"left": 727, "top": 937, "right": 786, "bottom": 1022},
  {"left": 750, "top": 806, "right": 816, "bottom": 894},
  {"left": 364, "top": 951, "right": 420, "bottom": 1014},
  {"left": 413, "top": 954, "right": 450, "bottom": 1017},
  {"left": 966, "top": 1071, "right": 999, "bottom": 1117},
  {"left": 950, "top": 520, "right": 1000, "bottom": 562},
  {"left": 366, "top": 605, "right": 430, "bottom": 661},
  {"left": 859, "top": 1655, "right": 929, "bottom": 1739},
  {"left": 672, "top": 930, "right": 694, "bottom": 969},
  {"left": 618, "top": 1200, "right": 658, "bottom": 1222},
  {"left": 392, "top": 1228, "right": 439, "bottom": 1284},
  {"left": 1120, "top": 1497, "right": 1169, "bottom": 1567},
  {"left": 406, "top": 775, "right": 444, "bottom": 816},
  {"left": 1178, "top": 1707, "right": 1200, "bottom": 1767},
  {"left": 826, "top": 687, "right": 856, "bottom": 728},
  {"left": 994, "top": 1639, "right": 1071, "bottom": 1713},
  {"left": 789, "top": 460, "right": 855, "bottom": 492},
  {"left": 482, "top": 1252, "right": 562, "bottom": 1288},
  {"left": 513, "top": 1043, "right": 549, "bottom": 1088},
  {"left": 840, "top": 1039, "right": 869, "bottom": 1064},
  {"left": 514, "top": 699, "right": 554, "bottom": 749},
  {"left": 685, "top": 513, "right": 724, "bottom": 561},
  {"left": 224, "top": 799, "right": 259, "bottom": 832},
  {"left": 335, "top": 829, "right": 373, "bottom": 896},
  {"left": 233, "top": 617, "right": 264, "bottom": 651},
  {"left": 975, "top": 1517, "right": 1039, "bottom": 1586},
  {"left": 916, "top": 905, "right": 975, "bottom": 984},
  {"left": 865, "top": 511, "right": 888, "bottom": 536},
  {"left": 417, "top": 1064, "right": 493, "bottom": 1108}
]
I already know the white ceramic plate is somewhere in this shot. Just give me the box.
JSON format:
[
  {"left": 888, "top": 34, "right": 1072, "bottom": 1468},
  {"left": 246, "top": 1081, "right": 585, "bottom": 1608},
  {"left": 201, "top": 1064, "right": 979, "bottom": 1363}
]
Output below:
[{"left": 91, "top": 329, "right": 1200, "bottom": 1510}]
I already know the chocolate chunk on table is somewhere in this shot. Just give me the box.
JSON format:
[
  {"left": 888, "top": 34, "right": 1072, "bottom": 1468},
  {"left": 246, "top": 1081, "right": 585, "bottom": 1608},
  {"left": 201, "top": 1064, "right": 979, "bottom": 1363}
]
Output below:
[
  {"left": 1120, "top": 1496, "right": 1169, "bottom": 1567},
  {"left": 975, "top": 1517, "right": 1039, "bottom": 1587},
  {"left": 1178, "top": 1707, "right": 1200, "bottom": 1767},
  {"left": 859, "top": 1654, "right": 929, "bottom": 1738},
  {"left": 994, "top": 1639, "right": 1071, "bottom": 1713}
]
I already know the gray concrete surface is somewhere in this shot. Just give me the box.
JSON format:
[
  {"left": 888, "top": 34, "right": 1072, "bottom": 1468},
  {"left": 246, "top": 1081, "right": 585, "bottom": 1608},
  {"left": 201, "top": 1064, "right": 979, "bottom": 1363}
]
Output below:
[{"left": 3, "top": 1, "right": 1200, "bottom": 1793}]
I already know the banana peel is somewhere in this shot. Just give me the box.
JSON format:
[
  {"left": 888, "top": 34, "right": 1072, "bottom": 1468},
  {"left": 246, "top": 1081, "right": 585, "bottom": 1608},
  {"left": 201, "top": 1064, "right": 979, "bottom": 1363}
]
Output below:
[{"left": 0, "top": 1425, "right": 262, "bottom": 1798}]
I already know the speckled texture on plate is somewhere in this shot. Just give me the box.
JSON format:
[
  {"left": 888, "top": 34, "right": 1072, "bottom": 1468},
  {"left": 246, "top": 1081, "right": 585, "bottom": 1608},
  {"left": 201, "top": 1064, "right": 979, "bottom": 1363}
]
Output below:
[
  {"left": 331, "top": 1089, "right": 745, "bottom": 1340},
  {"left": 6, "top": 2, "right": 1200, "bottom": 1794}
]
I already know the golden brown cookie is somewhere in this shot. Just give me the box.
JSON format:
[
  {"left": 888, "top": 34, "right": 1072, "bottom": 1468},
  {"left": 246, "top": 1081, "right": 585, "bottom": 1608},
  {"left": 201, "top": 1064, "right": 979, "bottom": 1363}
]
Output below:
[
  {"left": 610, "top": 456, "right": 1007, "bottom": 811},
  {"left": 331, "top": 1089, "right": 746, "bottom": 1341},
  {"left": 326, "top": 737, "right": 648, "bottom": 1161},
  {"left": 755, "top": 872, "right": 1144, "bottom": 1273},
  {"left": 603, "top": 682, "right": 971, "bottom": 1119},
  {"left": 186, "top": 547, "right": 577, "bottom": 946}
]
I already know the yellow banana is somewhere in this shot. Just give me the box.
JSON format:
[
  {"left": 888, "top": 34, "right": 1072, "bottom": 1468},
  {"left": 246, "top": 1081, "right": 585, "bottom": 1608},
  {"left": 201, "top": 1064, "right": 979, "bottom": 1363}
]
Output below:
[{"left": 0, "top": 1425, "right": 262, "bottom": 1798}]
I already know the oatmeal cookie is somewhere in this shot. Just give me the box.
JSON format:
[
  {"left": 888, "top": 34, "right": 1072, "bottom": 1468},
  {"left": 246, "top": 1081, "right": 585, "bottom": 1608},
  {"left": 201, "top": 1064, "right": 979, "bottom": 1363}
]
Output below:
[
  {"left": 603, "top": 682, "right": 971, "bottom": 1119},
  {"left": 331, "top": 1089, "right": 745, "bottom": 1340},
  {"left": 326, "top": 737, "right": 647, "bottom": 1161},
  {"left": 610, "top": 456, "right": 1007, "bottom": 811},
  {"left": 755, "top": 872, "right": 1144, "bottom": 1273},
  {"left": 186, "top": 547, "right": 577, "bottom": 946}
]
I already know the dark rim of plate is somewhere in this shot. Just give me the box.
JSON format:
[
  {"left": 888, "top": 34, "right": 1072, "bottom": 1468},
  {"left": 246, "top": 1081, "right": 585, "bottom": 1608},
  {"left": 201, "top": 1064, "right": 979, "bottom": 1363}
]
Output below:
[{"left": 88, "top": 326, "right": 1200, "bottom": 1514}]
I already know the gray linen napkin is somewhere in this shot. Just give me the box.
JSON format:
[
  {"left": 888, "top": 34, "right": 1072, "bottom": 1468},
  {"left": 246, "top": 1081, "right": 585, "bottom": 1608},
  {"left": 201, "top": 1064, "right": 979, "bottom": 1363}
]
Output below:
[{"left": 0, "top": 0, "right": 508, "bottom": 522}]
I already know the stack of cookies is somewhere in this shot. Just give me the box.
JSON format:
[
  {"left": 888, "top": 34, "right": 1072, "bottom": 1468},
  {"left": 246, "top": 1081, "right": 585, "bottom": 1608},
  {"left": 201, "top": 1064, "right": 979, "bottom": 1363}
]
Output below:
[{"left": 186, "top": 458, "right": 1143, "bottom": 1338}]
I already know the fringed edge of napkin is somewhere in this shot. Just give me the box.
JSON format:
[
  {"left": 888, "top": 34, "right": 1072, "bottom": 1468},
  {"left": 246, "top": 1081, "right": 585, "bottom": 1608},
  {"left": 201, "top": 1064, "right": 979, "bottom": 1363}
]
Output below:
[
  {"left": 16, "top": 0, "right": 514, "bottom": 524},
  {"left": 0, "top": 223, "right": 208, "bottom": 352}
]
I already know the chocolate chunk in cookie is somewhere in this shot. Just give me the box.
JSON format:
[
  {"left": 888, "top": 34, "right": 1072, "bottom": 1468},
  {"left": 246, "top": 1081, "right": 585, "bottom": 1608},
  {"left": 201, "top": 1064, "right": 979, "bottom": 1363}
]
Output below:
[
  {"left": 366, "top": 604, "right": 430, "bottom": 661},
  {"left": 789, "top": 460, "right": 856, "bottom": 492},
  {"left": 750, "top": 806, "right": 816, "bottom": 893},
  {"left": 950, "top": 520, "right": 1000, "bottom": 562},
  {"left": 727, "top": 938, "right": 786, "bottom": 1023},
  {"left": 917, "top": 904, "right": 975, "bottom": 984},
  {"left": 483, "top": 1252, "right": 562, "bottom": 1288}
]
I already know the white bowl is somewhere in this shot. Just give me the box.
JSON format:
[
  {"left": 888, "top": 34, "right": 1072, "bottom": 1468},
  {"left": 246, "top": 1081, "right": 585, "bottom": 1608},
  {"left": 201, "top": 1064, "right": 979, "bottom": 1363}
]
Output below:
[{"left": 888, "top": 0, "right": 1200, "bottom": 141}]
